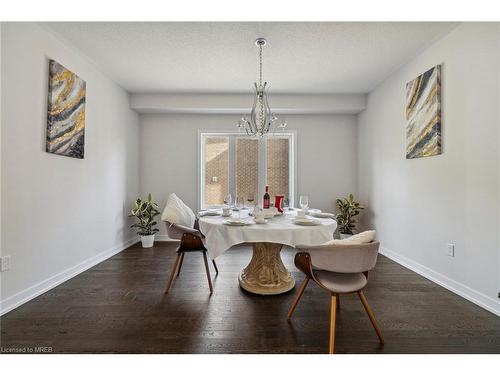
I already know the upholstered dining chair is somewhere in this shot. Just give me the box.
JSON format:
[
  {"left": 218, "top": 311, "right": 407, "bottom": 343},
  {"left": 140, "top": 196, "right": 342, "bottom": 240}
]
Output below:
[
  {"left": 287, "top": 241, "right": 384, "bottom": 354},
  {"left": 164, "top": 220, "right": 218, "bottom": 294}
]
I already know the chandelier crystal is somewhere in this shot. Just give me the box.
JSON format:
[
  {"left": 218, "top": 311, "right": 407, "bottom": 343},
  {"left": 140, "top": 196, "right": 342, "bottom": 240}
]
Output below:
[{"left": 236, "top": 38, "right": 286, "bottom": 137}]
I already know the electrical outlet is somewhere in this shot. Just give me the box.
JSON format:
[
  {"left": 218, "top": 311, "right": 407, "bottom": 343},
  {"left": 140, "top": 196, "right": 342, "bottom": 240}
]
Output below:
[
  {"left": 0, "top": 255, "right": 11, "bottom": 271},
  {"left": 447, "top": 243, "right": 455, "bottom": 257}
]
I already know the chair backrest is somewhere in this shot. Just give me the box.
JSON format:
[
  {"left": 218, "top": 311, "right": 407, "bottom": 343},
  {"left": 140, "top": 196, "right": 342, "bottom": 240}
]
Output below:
[{"left": 298, "top": 241, "right": 380, "bottom": 273}]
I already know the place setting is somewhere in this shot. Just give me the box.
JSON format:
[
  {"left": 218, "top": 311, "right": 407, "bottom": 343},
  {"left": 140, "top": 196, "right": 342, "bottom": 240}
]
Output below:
[
  {"left": 222, "top": 195, "right": 252, "bottom": 225},
  {"left": 291, "top": 195, "right": 336, "bottom": 226},
  {"left": 222, "top": 218, "right": 254, "bottom": 226}
]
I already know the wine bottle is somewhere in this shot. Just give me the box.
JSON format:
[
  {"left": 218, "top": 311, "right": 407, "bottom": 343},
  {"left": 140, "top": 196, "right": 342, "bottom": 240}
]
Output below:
[{"left": 263, "top": 186, "right": 270, "bottom": 209}]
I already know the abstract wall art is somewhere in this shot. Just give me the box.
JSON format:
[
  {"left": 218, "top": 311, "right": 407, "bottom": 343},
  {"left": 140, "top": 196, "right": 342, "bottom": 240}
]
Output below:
[
  {"left": 46, "top": 60, "right": 86, "bottom": 159},
  {"left": 405, "top": 65, "right": 441, "bottom": 159}
]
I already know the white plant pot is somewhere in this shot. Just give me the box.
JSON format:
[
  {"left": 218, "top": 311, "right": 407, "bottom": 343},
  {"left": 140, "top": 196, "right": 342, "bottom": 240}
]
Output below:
[
  {"left": 141, "top": 234, "right": 155, "bottom": 248},
  {"left": 339, "top": 233, "right": 352, "bottom": 240}
]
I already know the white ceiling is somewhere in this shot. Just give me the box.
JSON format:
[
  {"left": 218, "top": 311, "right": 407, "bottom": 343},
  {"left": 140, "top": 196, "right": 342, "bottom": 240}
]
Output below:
[{"left": 43, "top": 22, "right": 457, "bottom": 94}]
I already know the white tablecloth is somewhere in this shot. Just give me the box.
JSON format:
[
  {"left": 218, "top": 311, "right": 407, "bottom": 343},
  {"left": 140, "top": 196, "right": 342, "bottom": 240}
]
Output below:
[{"left": 199, "top": 210, "right": 337, "bottom": 259}]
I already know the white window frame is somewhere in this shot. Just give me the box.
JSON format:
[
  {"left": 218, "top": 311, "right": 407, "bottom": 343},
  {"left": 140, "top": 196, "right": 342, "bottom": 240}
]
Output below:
[{"left": 198, "top": 130, "right": 297, "bottom": 211}]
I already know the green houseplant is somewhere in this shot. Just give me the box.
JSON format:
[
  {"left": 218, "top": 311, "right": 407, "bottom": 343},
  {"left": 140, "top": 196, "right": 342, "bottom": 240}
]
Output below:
[
  {"left": 129, "top": 193, "right": 160, "bottom": 248},
  {"left": 335, "top": 193, "right": 364, "bottom": 238}
]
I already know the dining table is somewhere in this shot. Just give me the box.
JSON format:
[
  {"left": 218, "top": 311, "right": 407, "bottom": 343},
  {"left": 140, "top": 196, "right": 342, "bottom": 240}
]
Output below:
[{"left": 198, "top": 209, "right": 337, "bottom": 295}]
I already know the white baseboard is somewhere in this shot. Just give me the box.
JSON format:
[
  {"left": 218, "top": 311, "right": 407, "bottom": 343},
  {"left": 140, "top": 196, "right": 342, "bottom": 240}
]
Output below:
[
  {"left": 379, "top": 246, "right": 500, "bottom": 317},
  {"left": 0, "top": 236, "right": 139, "bottom": 316}
]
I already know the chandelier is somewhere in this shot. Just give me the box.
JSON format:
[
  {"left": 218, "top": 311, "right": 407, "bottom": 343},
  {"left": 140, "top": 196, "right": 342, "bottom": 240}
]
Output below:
[{"left": 236, "top": 38, "right": 286, "bottom": 137}]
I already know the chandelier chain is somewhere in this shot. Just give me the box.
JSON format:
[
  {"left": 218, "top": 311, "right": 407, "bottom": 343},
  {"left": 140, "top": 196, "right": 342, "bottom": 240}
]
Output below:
[
  {"left": 259, "top": 44, "right": 263, "bottom": 87},
  {"left": 259, "top": 44, "right": 264, "bottom": 128}
]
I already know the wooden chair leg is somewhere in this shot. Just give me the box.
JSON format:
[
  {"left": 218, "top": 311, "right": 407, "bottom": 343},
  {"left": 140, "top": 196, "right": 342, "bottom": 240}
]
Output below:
[
  {"left": 336, "top": 294, "right": 340, "bottom": 310},
  {"left": 287, "top": 277, "right": 309, "bottom": 320},
  {"left": 165, "top": 254, "right": 182, "bottom": 294},
  {"left": 212, "top": 259, "right": 219, "bottom": 274},
  {"left": 357, "top": 290, "right": 384, "bottom": 344},
  {"left": 176, "top": 253, "right": 185, "bottom": 277},
  {"left": 329, "top": 293, "right": 337, "bottom": 354},
  {"left": 202, "top": 252, "right": 213, "bottom": 294}
]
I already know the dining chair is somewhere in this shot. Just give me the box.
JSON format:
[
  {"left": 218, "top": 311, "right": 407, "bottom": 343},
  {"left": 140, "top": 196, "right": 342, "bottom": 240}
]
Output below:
[
  {"left": 164, "top": 220, "right": 218, "bottom": 294},
  {"left": 287, "top": 241, "right": 384, "bottom": 354}
]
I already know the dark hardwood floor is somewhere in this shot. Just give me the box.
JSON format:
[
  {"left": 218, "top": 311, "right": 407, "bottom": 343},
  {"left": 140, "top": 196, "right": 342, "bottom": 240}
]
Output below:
[{"left": 1, "top": 242, "right": 499, "bottom": 354}]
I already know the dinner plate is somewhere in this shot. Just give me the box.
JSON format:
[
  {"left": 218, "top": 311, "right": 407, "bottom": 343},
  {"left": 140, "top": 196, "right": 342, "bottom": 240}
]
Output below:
[
  {"left": 223, "top": 219, "right": 253, "bottom": 226},
  {"left": 309, "top": 212, "right": 335, "bottom": 219},
  {"left": 293, "top": 218, "right": 321, "bottom": 226}
]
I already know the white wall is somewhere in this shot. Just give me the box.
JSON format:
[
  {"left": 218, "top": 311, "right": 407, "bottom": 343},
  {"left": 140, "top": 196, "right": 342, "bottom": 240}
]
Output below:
[
  {"left": 357, "top": 23, "right": 500, "bottom": 316},
  {"left": 140, "top": 114, "right": 358, "bottom": 236},
  {"left": 0, "top": 23, "right": 140, "bottom": 314}
]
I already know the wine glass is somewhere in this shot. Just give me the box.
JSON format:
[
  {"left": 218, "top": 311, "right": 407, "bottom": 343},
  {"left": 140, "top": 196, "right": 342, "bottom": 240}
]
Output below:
[
  {"left": 236, "top": 197, "right": 245, "bottom": 218},
  {"left": 283, "top": 197, "right": 289, "bottom": 211},
  {"left": 299, "top": 195, "right": 309, "bottom": 211},
  {"left": 247, "top": 194, "right": 255, "bottom": 211},
  {"left": 223, "top": 193, "right": 233, "bottom": 207}
]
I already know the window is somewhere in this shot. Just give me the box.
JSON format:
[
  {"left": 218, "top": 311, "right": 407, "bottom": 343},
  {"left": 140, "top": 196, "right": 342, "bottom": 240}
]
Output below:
[
  {"left": 199, "top": 132, "right": 295, "bottom": 210},
  {"left": 204, "top": 137, "right": 229, "bottom": 207},
  {"left": 236, "top": 138, "right": 259, "bottom": 202},
  {"left": 267, "top": 138, "right": 290, "bottom": 201}
]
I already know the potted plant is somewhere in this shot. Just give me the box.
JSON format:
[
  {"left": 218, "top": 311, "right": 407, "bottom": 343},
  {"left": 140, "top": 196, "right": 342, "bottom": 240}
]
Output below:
[
  {"left": 335, "top": 193, "right": 364, "bottom": 239},
  {"left": 129, "top": 193, "right": 160, "bottom": 248}
]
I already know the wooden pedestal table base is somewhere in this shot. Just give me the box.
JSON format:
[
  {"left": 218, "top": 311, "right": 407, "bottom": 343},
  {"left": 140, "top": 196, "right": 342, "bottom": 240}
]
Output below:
[{"left": 238, "top": 242, "right": 295, "bottom": 295}]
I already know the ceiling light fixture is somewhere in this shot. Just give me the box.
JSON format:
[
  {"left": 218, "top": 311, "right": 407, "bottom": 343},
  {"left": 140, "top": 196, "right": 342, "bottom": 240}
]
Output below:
[{"left": 236, "top": 38, "right": 286, "bottom": 136}]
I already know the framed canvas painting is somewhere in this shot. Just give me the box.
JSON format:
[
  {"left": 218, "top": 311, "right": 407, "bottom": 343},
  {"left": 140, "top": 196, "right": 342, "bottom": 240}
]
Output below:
[
  {"left": 405, "top": 65, "right": 441, "bottom": 159},
  {"left": 46, "top": 59, "right": 86, "bottom": 159}
]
